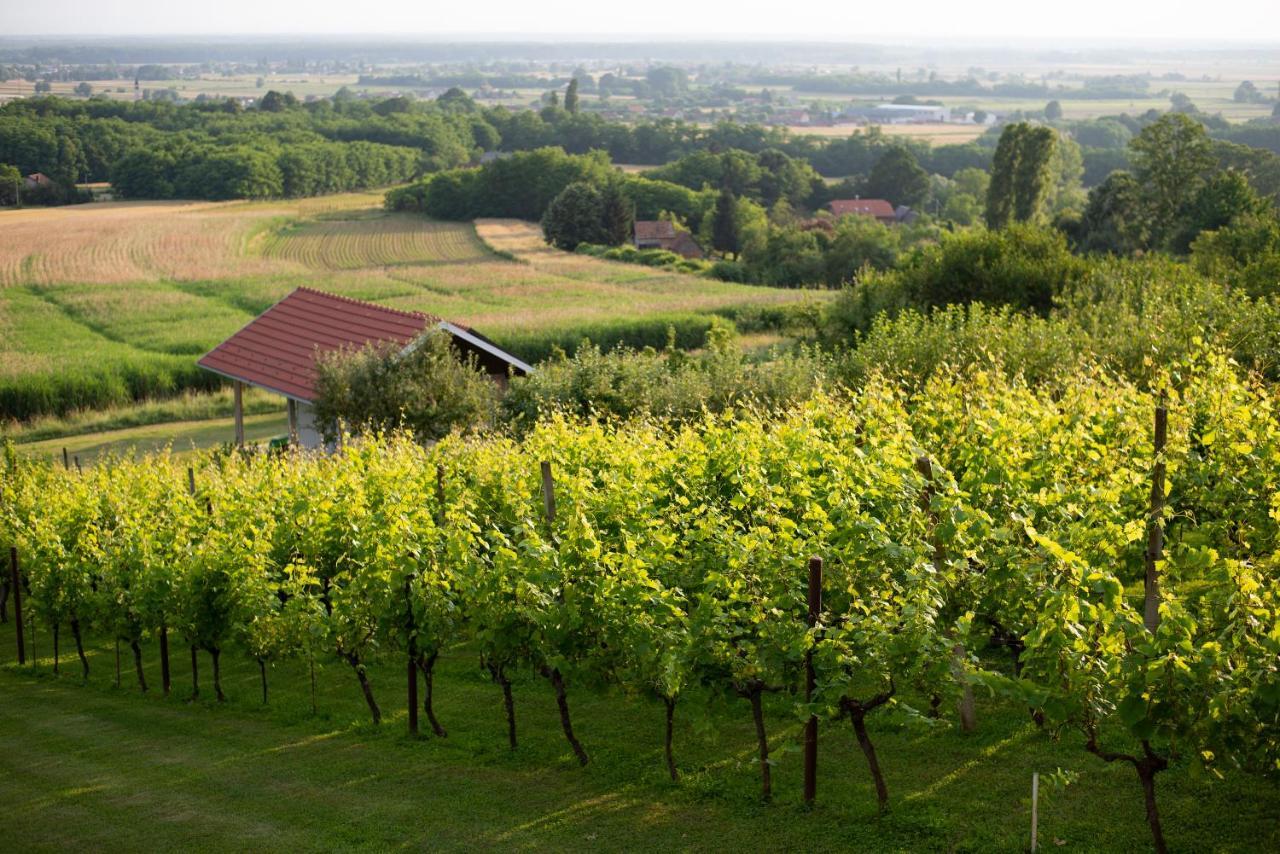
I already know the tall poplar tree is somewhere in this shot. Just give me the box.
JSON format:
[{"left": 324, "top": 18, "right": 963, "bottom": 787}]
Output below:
[
  {"left": 564, "top": 78, "right": 580, "bottom": 114},
  {"left": 600, "top": 182, "right": 635, "bottom": 246},
  {"left": 985, "top": 123, "right": 1057, "bottom": 229},
  {"left": 712, "top": 187, "right": 741, "bottom": 259}
]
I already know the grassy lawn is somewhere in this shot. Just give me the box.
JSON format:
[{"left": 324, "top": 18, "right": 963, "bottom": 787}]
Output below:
[
  {"left": 0, "top": 624, "right": 1276, "bottom": 852},
  {"left": 15, "top": 411, "right": 288, "bottom": 464}
]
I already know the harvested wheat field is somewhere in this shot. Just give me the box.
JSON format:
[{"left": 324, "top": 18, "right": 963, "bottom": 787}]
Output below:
[{"left": 0, "top": 197, "right": 819, "bottom": 420}]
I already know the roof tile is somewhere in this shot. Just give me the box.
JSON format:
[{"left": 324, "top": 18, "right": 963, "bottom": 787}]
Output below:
[{"left": 198, "top": 287, "right": 434, "bottom": 401}]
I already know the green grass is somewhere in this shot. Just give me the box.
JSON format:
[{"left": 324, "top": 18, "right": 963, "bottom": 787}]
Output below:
[
  {"left": 13, "top": 411, "right": 288, "bottom": 464},
  {"left": 0, "top": 202, "right": 811, "bottom": 422},
  {"left": 1, "top": 386, "right": 283, "bottom": 444},
  {"left": 0, "top": 288, "right": 220, "bottom": 421},
  {"left": 0, "top": 624, "right": 1275, "bottom": 852},
  {"left": 30, "top": 281, "right": 256, "bottom": 356}
]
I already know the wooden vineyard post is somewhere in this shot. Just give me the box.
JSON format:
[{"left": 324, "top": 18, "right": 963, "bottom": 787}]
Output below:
[
  {"left": 62, "top": 447, "right": 69, "bottom": 470},
  {"left": 407, "top": 657, "right": 419, "bottom": 736},
  {"left": 803, "top": 555, "right": 823, "bottom": 804},
  {"left": 10, "top": 547, "right": 24, "bottom": 665},
  {"left": 435, "top": 465, "right": 446, "bottom": 522},
  {"left": 233, "top": 381, "right": 245, "bottom": 448},
  {"left": 406, "top": 568, "right": 419, "bottom": 738},
  {"left": 540, "top": 461, "right": 556, "bottom": 530},
  {"left": 159, "top": 624, "right": 171, "bottom": 696},
  {"left": 1144, "top": 401, "right": 1168, "bottom": 635},
  {"left": 287, "top": 399, "right": 299, "bottom": 446},
  {"left": 187, "top": 467, "right": 200, "bottom": 699},
  {"left": 1030, "top": 771, "right": 1040, "bottom": 853}
]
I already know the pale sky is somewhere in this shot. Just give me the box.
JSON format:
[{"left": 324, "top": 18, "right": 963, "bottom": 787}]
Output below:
[{"left": 1, "top": 0, "right": 1278, "bottom": 42}]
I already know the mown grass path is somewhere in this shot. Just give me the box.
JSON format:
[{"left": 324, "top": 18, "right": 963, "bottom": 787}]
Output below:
[{"left": 1, "top": 627, "right": 1276, "bottom": 852}]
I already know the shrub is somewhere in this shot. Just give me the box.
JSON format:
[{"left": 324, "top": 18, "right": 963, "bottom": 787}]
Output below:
[
  {"left": 707, "top": 260, "right": 751, "bottom": 282},
  {"left": 836, "top": 303, "right": 1089, "bottom": 388},
  {"left": 826, "top": 224, "right": 1086, "bottom": 337},
  {"left": 312, "top": 330, "right": 497, "bottom": 444},
  {"left": 636, "top": 249, "right": 681, "bottom": 267},
  {"left": 502, "top": 333, "right": 828, "bottom": 427},
  {"left": 541, "top": 181, "right": 608, "bottom": 250}
]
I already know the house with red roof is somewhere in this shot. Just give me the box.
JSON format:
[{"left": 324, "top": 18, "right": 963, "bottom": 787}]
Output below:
[
  {"left": 198, "top": 287, "right": 531, "bottom": 449},
  {"left": 633, "top": 220, "right": 705, "bottom": 258},
  {"left": 828, "top": 198, "right": 899, "bottom": 225}
]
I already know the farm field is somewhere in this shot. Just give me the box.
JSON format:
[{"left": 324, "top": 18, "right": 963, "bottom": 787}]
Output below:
[
  {"left": 789, "top": 123, "right": 990, "bottom": 144},
  {"left": 1, "top": 628, "right": 1277, "bottom": 852},
  {"left": 0, "top": 195, "right": 815, "bottom": 420}
]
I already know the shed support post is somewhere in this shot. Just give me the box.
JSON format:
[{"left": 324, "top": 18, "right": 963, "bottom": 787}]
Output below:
[
  {"left": 287, "top": 399, "right": 298, "bottom": 446},
  {"left": 233, "top": 381, "right": 245, "bottom": 448}
]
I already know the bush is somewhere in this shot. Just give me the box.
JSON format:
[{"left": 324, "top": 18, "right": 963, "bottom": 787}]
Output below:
[
  {"left": 603, "top": 245, "right": 641, "bottom": 263},
  {"left": 492, "top": 314, "right": 726, "bottom": 365},
  {"left": 502, "top": 333, "right": 828, "bottom": 427},
  {"left": 1190, "top": 214, "right": 1280, "bottom": 298},
  {"left": 636, "top": 249, "right": 681, "bottom": 267},
  {"left": 1058, "top": 257, "right": 1280, "bottom": 382},
  {"left": 826, "top": 224, "right": 1086, "bottom": 337},
  {"left": 707, "top": 260, "right": 751, "bottom": 282},
  {"left": 312, "top": 330, "right": 497, "bottom": 444},
  {"left": 836, "top": 303, "right": 1089, "bottom": 388},
  {"left": 541, "top": 181, "right": 608, "bottom": 250},
  {"left": 719, "top": 300, "right": 827, "bottom": 337}
]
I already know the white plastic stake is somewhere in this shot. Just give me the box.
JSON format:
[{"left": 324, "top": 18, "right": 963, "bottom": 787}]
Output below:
[{"left": 1031, "top": 771, "right": 1040, "bottom": 853}]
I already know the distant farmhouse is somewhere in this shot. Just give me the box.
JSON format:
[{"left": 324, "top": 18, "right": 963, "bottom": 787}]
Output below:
[
  {"left": 634, "top": 220, "right": 705, "bottom": 259},
  {"left": 829, "top": 198, "right": 900, "bottom": 225},
  {"left": 24, "top": 172, "right": 53, "bottom": 190},
  {"left": 867, "top": 104, "right": 951, "bottom": 123},
  {"left": 198, "top": 288, "right": 530, "bottom": 449}
]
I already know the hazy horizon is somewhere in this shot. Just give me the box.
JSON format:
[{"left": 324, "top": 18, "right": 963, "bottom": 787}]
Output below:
[{"left": 3, "top": 0, "right": 1279, "bottom": 43}]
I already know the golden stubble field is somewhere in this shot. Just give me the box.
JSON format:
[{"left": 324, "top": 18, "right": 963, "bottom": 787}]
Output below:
[
  {"left": 0, "top": 196, "right": 806, "bottom": 325},
  {"left": 0, "top": 195, "right": 816, "bottom": 419}
]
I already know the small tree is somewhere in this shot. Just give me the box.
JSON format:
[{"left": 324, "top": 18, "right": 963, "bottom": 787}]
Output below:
[
  {"left": 1077, "top": 171, "right": 1149, "bottom": 255},
  {"left": 1130, "top": 113, "right": 1214, "bottom": 247},
  {"left": 0, "top": 163, "right": 20, "bottom": 206},
  {"left": 863, "top": 146, "right": 930, "bottom": 208},
  {"left": 711, "top": 187, "right": 741, "bottom": 259},
  {"left": 1172, "top": 169, "right": 1267, "bottom": 252},
  {"left": 313, "top": 331, "right": 497, "bottom": 444},
  {"left": 1044, "top": 99, "right": 1063, "bottom": 120},
  {"left": 600, "top": 182, "right": 635, "bottom": 247},
  {"left": 1232, "top": 80, "right": 1261, "bottom": 103},
  {"left": 541, "top": 181, "right": 608, "bottom": 250},
  {"left": 74, "top": 82, "right": 93, "bottom": 97}
]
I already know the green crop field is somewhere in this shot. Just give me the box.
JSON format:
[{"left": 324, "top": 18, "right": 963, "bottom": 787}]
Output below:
[
  {"left": 259, "top": 212, "right": 497, "bottom": 270},
  {"left": 0, "top": 196, "right": 817, "bottom": 421}
]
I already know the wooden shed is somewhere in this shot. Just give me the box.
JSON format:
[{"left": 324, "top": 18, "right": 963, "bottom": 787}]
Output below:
[{"left": 197, "top": 287, "right": 531, "bottom": 448}]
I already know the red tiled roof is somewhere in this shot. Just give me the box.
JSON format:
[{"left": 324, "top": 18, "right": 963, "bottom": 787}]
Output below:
[
  {"left": 634, "top": 220, "right": 677, "bottom": 241},
  {"left": 829, "top": 199, "right": 897, "bottom": 219},
  {"left": 198, "top": 288, "right": 436, "bottom": 402}
]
